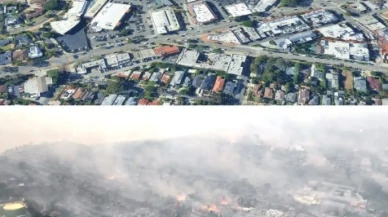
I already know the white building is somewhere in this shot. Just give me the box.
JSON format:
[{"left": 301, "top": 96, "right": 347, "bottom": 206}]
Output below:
[
  {"left": 28, "top": 45, "right": 43, "bottom": 59},
  {"left": 24, "top": 76, "right": 51, "bottom": 97},
  {"left": 318, "top": 24, "right": 364, "bottom": 41},
  {"left": 51, "top": 0, "right": 87, "bottom": 35},
  {"left": 321, "top": 40, "right": 370, "bottom": 61},
  {"left": 188, "top": 1, "right": 217, "bottom": 24},
  {"left": 301, "top": 9, "right": 338, "bottom": 27},
  {"left": 257, "top": 16, "right": 310, "bottom": 36},
  {"left": 90, "top": 3, "right": 131, "bottom": 31},
  {"left": 253, "top": 0, "right": 277, "bottom": 12},
  {"left": 225, "top": 3, "right": 252, "bottom": 17},
  {"left": 150, "top": 7, "right": 180, "bottom": 34}
]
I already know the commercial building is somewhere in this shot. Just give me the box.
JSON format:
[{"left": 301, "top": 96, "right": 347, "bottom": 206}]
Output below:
[
  {"left": 24, "top": 76, "right": 51, "bottom": 97},
  {"left": 90, "top": 3, "right": 131, "bottom": 31},
  {"left": 28, "top": 45, "right": 43, "bottom": 59},
  {"left": 321, "top": 40, "right": 370, "bottom": 61},
  {"left": 176, "top": 49, "right": 247, "bottom": 75},
  {"left": 358, "top": 15, "right": 386, "bottom": 31},
  {"left": 188, "top": 1, "right": 217, "bottom": 24},
  {"left": 225, "top": 3, "right": 252, "bottom": 17},
  {"left": 257, "top": 16, "right": 310, "bottom": 37},
  {"left": 104, "top": 53, "right": 131, "bottom": 67},
  {"left": 153, "top": 45, "right": 180, "bottom": 57},
  {"left": 318, "top": 24, "right": 364, "bottom": 41},
  {"left": 207, "top": 31, "right": 241, "bottom": 44},
  {"left": 301, "top": 9, "right": 338, "bottom": 27},
  {"left": 150, "top": 7, "right": 180, "bottom": 34},
  {"left": 253, "top": 0, "right": 277, "bottom": 12},
  {"left": 76, "top": 59, "right": 107, "bottom": 74},
  {"left": 274, "top": 31, "right": 317, "bottom": 50},
  {"left": 51, "top": 0, "right": 88, "bottom": 35},
  {"left": 84, "top": 0, "right": 108, "bottom": 18}
]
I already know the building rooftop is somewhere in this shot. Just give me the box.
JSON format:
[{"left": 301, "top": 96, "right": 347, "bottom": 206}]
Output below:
[
  {"left": 225, "top": 3, "right": 252, "bottom": 17},
  {"left": 358, "top": 15, "right": 386, "bottom": 31},
  {"left": 188, "top": 1, "right": 217, "bottom": 24},
  {"left": 213, "top": 76, "right": 225, "bottom": 92},
  {"left": 153, "top": 45, "right": 180, "bottom": 56},
  {"left": 301, "top": 9, "right": 338, "bottom": 27},
  {"left": 28, "top": 45, "right": 43, "bottom": 59},
  {"left": 51, "top": 19, "right": 81, "bottom": 35},
  {"left": 72, "top": 88, "right": 85, "bottom": 99},
  {"left": 201, "top": 74, "right": 216, "bottom": 91},
  {"left": 0, "top": 51, "right": 12, "bottom": 65},
  {"left": 113, "top": 95, "right": 126, "bottom": 105},
  {"left": 101, "top": 94, "right": 118, "bottom": 105},
  {"left": 367, "top": 76, "right": 381, "bottom": 91},
  {"left": 84, "top": 0, "right": 108, "bottom": 18},
  {"left": 253, "top": 0, "right": 277, "bottom": 12},
  {"left": 151, "top": 7, "right": 180, "bottom": 34},
  {"left": 91, "top": 3, "right": 131, "bottom": 31},
  {"left": 130, "top": 71, "right": 142, "bottom": 80},
  {"left": 24, "top": 76, "right": 49, "bottom": 96},
  {"left": 171, "top": 71, "right": 185, "bottom": 86},
  {"left": 318, "top": 23, "right": 364, "bottom": 41}
]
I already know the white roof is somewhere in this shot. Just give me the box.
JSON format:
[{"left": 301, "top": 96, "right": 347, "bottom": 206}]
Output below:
[
  {"left": 225, "top": 3, "right": 252, "bottom": 17},
  {"left": 151, "top": 8, "right": 180, "bottom": 34},
  {"left": 50, "top": 19, "right": 81, "bottom": 35},
  {"left": 64, "top": 0, "right": 88, "bottom": 18},
  {"left": 189, "top": 1, "right": 216, "bottom": 24},
  {"left": 253, "top": 0, "right": 277, "bottom": 12},
  {"left": 91, "top": 3, "right": 131, "bottom": 31},
  {"left": 227, "top": 54, "right": 246, "bottom": 75},
  {"left": 318, "top": 24, "right": 364, "bottom": 41},
  {"left": 359, "top": 15, "right": 386, "bottom": 31},
  {"left": 84, "top": 0, "right": 108, "bottom": 18},
  {"left": 207, "top": 31, "right": 241, "bottom": 44},
  {"left": 24, "top": 76, "right": 48, "bottom": 95},
  {"left": 28, "top": 45, "right": 43, "bottom": 59}
]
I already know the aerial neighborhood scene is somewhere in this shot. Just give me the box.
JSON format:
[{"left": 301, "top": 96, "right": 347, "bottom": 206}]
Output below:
[{"left": 1, "top": 0, "right": 388, "bottom": 105}]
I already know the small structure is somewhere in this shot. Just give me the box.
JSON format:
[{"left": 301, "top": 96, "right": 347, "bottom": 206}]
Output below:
[{"left": 28, "top": 45, "right": 43, "bottom": 59}]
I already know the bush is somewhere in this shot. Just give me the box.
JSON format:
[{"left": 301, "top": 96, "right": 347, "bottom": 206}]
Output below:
[{"left": 44, "top": 0, "right": 60, "bottom": 11}]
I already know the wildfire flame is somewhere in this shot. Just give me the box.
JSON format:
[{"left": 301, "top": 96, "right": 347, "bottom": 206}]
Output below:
[
  {"left": 176, "top": 194, "right": 186, "bottom": 202},
  {"left": 202, "top": 205, "right": 220, "bottom": 213}
]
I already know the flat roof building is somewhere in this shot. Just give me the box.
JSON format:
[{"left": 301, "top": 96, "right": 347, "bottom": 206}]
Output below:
[
  {"left": 84, "top": 0, "right": 108, "bottom": 18},
  {"left": 90, "top": 3, "right": 131, "bottom": 31},
  {"left": 318, "top": 24, "right": 364, "bottom": 41},
  {"left": 301, "top": 9, "right": 338, "bottom": 27},
  {"left": 150, "top": 7, "right": 180, "bottom": 34},
  {"left": 51, "top": 0, "right": 87, "bottom": 35},
  {"left": 188, "top": 1, "right": 217, "bottom": 24},
  {"left": 358, "top": 15, "right": 386, "bottom": 31},
  {"left": 225, "top": 3, "right": 252, "bottom": 17},
  {"left": 253, "top": 0, "right": 277, "bottom": 12},
  {"left": 24, "top": 76, "right": 50, "bottom": 96}
]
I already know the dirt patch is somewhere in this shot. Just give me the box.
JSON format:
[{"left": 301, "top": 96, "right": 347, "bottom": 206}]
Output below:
[{"left": 343, "top": 70, "right": 353, "bottom": 90}]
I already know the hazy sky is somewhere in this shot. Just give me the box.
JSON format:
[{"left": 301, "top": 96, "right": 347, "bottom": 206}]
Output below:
[{"left": 0, "top": 107, "right": 386, "bottom": 152}]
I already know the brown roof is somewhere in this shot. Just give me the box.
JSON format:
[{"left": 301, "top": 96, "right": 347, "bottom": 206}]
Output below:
[
  {"left": 130, "top": 71, "right": 142, "bottom": 80},
  {"left": 25, "top": 8, "right": 44, "bottom": 19},
  {"left": 269, "top": 83, "right": 277, "bottom": 89},
  {"left": 161, "top": 74, "right": 171, "bottom": 84},
  {"left": 298, "top": 89, "right": 310, "bottom": 104},
  {"left": 72, "top": 88, "right": 85, "bottom": 100},
  {"left": 252, "top": 84, "right": 262, "bottom": 95},
  {"left": 153, "top": 45, "right": 180, "bottom": 56},
  {"left": 0, "top": 85, "right": 6, "bottom": 93},
  {"left": 263, "top": 87, "right": 274, "bottom": 99},
  {"left": 138, "top": 98, "right": 149, "bottom": 105},
  {"left": 373, "top": 97, "right": 382, "bottom": 105},
  {"left": 367, "top": 76, "right": 381, "bottom": 91},
  {"left": 212, "top": 76, "right": 225, "bottom": 92},
  {"left": 149, "top": 100, "right": 160, "bottom": 106},
  {"left": 12, "top": 49, "right": 27, "bottom": 61}
]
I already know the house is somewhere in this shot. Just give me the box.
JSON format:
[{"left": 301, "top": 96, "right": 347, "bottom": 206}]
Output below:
[
  {"left": 12, "top": 49, "right": 27, "bottom": 62},
  {"left": 24, "top": 76, "right": 50, "bottom": 97},
  {"left": 286, "top": 67, "right": 296, "bottom": 75},
  {"left": 0, "top": 85, "right": 7, "bottom": 94},
  {"left": 286, "top": 92, "right": 297, "bottom": 103},
  {"left": 310, "top": 64, "right": 325, "bottom": 81},
  {"left": 125, "top": 97, "right": 138, "bottom": 105},
  {"left": 298, "top": 88, "right": 310, "bottom": 105},
  {"left": 326, "top": 72, "right": 339, "bottom": 89},
  {"left": 275, "top": 90, "right": 285, "bottom": 101},
  {"left": 183, "top": 76, "right": 191, "bottom": 87},
  {"left": 367, "top": 76, "right": 381, "bottom": 91},
  {"left": 0, "top": 51, "right": 12, "bottom": 65},
  {"left": 308, "top": 95, "right": 319, "bottom": 105},
  {"left": 382, "top": 83, "right": 388, "bottom": 91},
  {"left": 213, "top": 76, "right": 225, "bottom": 93},
  {"left": 334, "top": 92, "right": 344, "bottom": 105},
  {"left": 322, "top": 95, "right": 331, "bottom": 105},
  {"left": 101, "top": 94, "right": 118, "bottom": 105},
  {"left": 28, "top": 45, "right": 43, "bottom": 59},
  {"left": 354, "top": 77, "right": 367, "bottom": 92},
  {"left": 142, "top": 71, "right": 152, "bottom": 81},
  {"left": 130, "top": 71, "right": 142, "bottom": 80},
  {"left": 94, "top": 92, "right": 105, "bottom": 105},
  {"left": 0, "top": 38, "right": 12, "bottom": 46},
  {"left": 138, "top": 98, "right": 149, "bottom": 105},
  {"left": 373, "top": 97, "right": 382, "bottom": 105},
  {"left": 201, "top": 74, "right": 216, "bottom": 91},
  {"left": 263, "top": 87, "right": 274, "bottom": 99},
  {"left": 81, "top": 91, "right": 96, "bottom": 102},
  {"left": 161, "top": 74, "right": 171, "bottom": 84},
  {"left": 5, "top": 16, "right": 19, "bottom": 26},
  {"left": 171, "top": 71, "right": 185, "bottom": 86},
  {"left": 149, "top": 71, "right": 162, "bottom": 82},
  {"left": 15, "top": 34, "right": 32, "bottom": 47},
  {"left": 192, "top": 74, "right": 205, "bottom": 88},
  {"left": 149, "top": 100, "right": 160, "bottom": 105},
  {"left": 223, "top": 81, "right": 236, "bottom": 95},
  {"left": 25, "top": 8, "right": 44, "bottom": 19},
  {"left": 72, "top": 88, "right": 85, "bottom": 100}
]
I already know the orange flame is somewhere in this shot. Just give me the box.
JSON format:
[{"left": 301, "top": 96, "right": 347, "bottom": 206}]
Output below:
[{"left": 202, "top": 205, "right": 220, "bottom": 212}]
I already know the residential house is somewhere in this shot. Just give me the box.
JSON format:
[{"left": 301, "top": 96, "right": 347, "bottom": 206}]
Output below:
[
  {"left": 213, "top": 76, "right": 225, "bottom": 93},
  {"left": 286, "top": 66, "right": 296, "bottom": 76},
  {"left": 113, "top": 95, "right": 126, "bottom": 105},
  {"left": 25, "top": 8, "right": 44, "bottom": 19},
  {"left": 326, "top": 71, "right": 339, "bottom": 89},
  {"left": 200, "top": 74, "right": 216, "bottom": 91},
  {"left": 298, "top": 88, "right": 310, "bottom": 105},
  {"left": 161, "top": 74, "right": 171, "bottom": 84},
  {"left": 12, "top": 49, "right": 27, "bottom": 62},
  {"left": 334, "top": 92, "right": 344, "bottom": 105},
  {"left": 183, "top": 76, "right": 191, "bottom": 87},
  {"left": 322, "top": 95, "right": 331, "bottom": 105},
  {"left": 263, "top": 87, "right": 274, "bottom": 99},
  {"left": 15, "top": 35, "right": 32, "bottom": 47},
  {"left": 72, "top": 88, "right": 85, "bottom": 100},
  {"left": 308, "top": 95, "right": 319, "bottom": 105},
  {"left": 192, "top": 74, "right": 205, "bottom": 88},
  {"left": 149, "top": 71, "right": 162, "bottom": 82},
  {"left": 28, "top": 45, "right": 43, "bottom": 59},
  {"left": 0, "top": 38, "right": 12, "bottom": 46},
  {"left": 101, "top": 94, "right": 118, "bottom": 105},
  {"left": 286, "top": 92, "right": 297, "bottom": 103},
  {"left": 223, "top": 81, "right": 237, "bottom": 95},
  {"left": 149, "top": 100, "right": 160, "bottom": 105},
  {"left": 373, "top": 97, "right": 382, "bottom": 105},
  {"left": 94, "top": 92, "right": 105, "bottom": 105},
  {"left": 367, "top": 76, "right": 381, "bottom": 91},
  {"left": 138, "top": 98, "right": 149, "bottom": 105},
  {"left": 0, "top": 51, "right": 12, "bottom": 65},
  {"left": 125, "top": 97, "right": 138, "bottom": 105},
  {"left": 130, "top": 71, "right": 142, "bottom": 81},
  {"left": 382, "top": 83, "right": 388, "bottom": 91},
  {"left": 310, "top": 64, "right": 325, "bottom": 81},
  {"left": 275, "top": 90, "right": 285, "bottom": 102},
  {"left": 354, "top": 77, "right": 367, "bottom": 92},
  {"left": 81, "top": 92, "right": 96, "bottom": 102},
  {"left": 171, "top": 71, "right": 185, "bottom": 86},
  {"left": 142, "top": 71, "right": 152, "bottom": 81}
]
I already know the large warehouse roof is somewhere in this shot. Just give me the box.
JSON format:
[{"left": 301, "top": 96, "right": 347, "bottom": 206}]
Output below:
[
  {"left": 91, "top": 2, "right": 131, "bottom": 31},
  {"left": 151, "top": 8, "right": 180, "bottom": 34},
  {"left": 51, "top": 19, "right": 81, "bottom": 35},
  {"left": 64, "top": 0, "right": 88, "bottom": 18},
  {"left": 188, "top": 1, "right": 217, "bottom": 24},
  {"left": 84, "top": 0, "right": 108, "bottom": 18}
]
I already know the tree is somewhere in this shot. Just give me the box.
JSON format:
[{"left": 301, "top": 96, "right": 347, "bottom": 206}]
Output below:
[
  {"left": 213, "top": 48, "right": 223, "bottom": 54},
  {"left": 242, "top": 20, "right": 255, "bottom": 27},
  {"left": 320, "top": 79, "right": 327, "bottom": 89},
  {"left": 105, "top": 80, "right": 123, "bottom": 94},
  {"left": 280, "top": 0, "right": 300, "bottom": 7},
  {"left": 47, "top": 69, "right": 65, "bottom": 85},
  {"left": 44, "top": 0, "right": 61, "bottom": 11},
  {"left": 42, "top": 32, "right": 53, "bottom": 38},
  {"left": 293, "top": 70, "right": 300, "bottom": 84}
]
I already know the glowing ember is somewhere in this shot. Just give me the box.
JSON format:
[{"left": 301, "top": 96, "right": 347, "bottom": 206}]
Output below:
[
  {"left": 202, "top": 205, "right": 220, "bottom": 212},
  {"left": 176, "top": 194, "right": 186, "bottom": 202}
]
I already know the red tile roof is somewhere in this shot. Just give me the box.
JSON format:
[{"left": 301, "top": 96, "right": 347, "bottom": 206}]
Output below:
[
  {"left": 367, "top": 76, "right": 381, "bottom": 91},
  {"left": 130, "top": 71, "right": 142, "bottom": 80},
  {"left": 212, "top": 76, "right": 225, "bottom": 92},
  {"left": 252, "top": 84, "right": 262, "bottom": 96},
  {"left": 72, "top": 88, "right": 85, "bottom": 100},
  {"left": 153, "top": 45, "right": 180, "bottom": 56},
  {"left": 149, "top": 100, "right": 160, "bottom": 105},
  {"left": 161, "top": 74, "right": 171, "bottom": 84},
  {"left": 138, "top": 98, "right": 149, "bottom": 105},
  {"left": 263, "top": 87, "right": 274, "bottom": 99}
]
